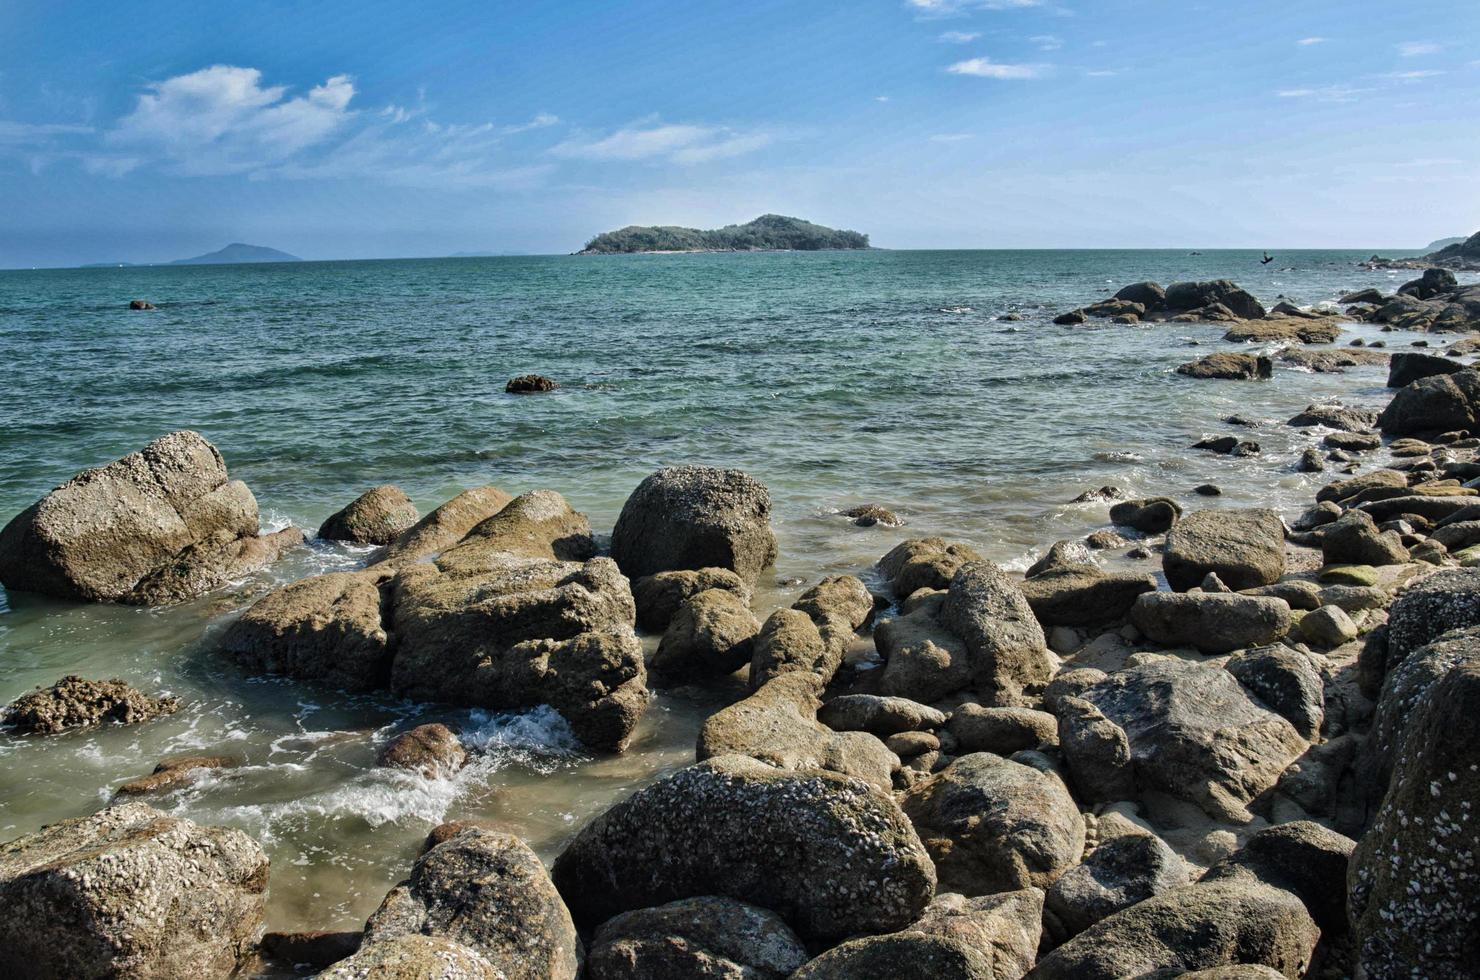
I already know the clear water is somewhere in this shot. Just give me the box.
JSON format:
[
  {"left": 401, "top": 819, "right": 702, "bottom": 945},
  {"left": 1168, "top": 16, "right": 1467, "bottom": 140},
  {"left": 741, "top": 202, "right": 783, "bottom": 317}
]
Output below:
[{"left": 0, "top": 249, "right": 1466, "bottom": 934}]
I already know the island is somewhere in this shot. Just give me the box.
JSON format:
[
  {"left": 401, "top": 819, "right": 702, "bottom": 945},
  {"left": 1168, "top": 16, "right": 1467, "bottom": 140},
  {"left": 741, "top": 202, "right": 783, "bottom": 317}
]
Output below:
[
  {"left": 170, "top": 243, "right": 302, "bottom": 265},
  {"left": 578, "top": 214, "right": 869, "bottom": 255}
]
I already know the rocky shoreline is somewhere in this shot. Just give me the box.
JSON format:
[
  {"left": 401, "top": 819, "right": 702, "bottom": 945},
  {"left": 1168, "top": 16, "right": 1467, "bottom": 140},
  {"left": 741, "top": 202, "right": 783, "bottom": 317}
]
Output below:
[{"left": 3, "top": 270, "right": 1480, "bottom": 977}]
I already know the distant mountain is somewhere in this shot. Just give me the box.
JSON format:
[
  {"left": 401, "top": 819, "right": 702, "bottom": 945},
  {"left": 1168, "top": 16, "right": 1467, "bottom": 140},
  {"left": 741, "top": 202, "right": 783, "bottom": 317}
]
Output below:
[
  {"left": 578, "top": 214, "right": 869, "bottom": 255},
  {"left": 170, "top": 243, "right": 302, "bottom": 265},
  {"left": 1425, "top": 236, "right": 1468, "bottom": 252},
  {"left": 1427, "top": 231, "right": 1480, "bottom": 262},
  {"left": 79, "top": 261, "right": 136, "bottom": 268}
]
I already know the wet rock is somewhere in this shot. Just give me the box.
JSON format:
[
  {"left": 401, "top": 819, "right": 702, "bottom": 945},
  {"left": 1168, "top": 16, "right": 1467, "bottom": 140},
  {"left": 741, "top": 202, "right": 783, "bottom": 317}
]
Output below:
[
  {"left": 1320, "top": 509, "right": 1409, "bottom": 566},
  {"left": 2, "top": 674, "right": 180, "bottom": 734},
  {"left": 1323, "top": 430, "right": 1381, "bottom": 451},
  {"left": 876, "top": 594, "right": 974, "bottom": 703},
  {"left": 1177, "top": 353, "right": 1272, "bottom": 381},
  {"left": 817, "top": 693, "right": 947, "bottom": 735},
  {"left": 364, "top": 828, "right": 578, "bottom": 979},
  {"left": 1388, "top": 350, "right": 1465, "bottom": 389},
  {"left": 1297, "top": 603, "right": 1359, "bottom": 649},
  {"left": 505, "top": 374, "right": 556, "bottom": 393},
  {"left": 1202, "top": 821, "right": 1355, "bottom": 937},
  {"left": 1296, "top": 448, "right": 1324, "bottom": 473},
  {"left": 1226, "top": 318, "right": 1342, "bottom": 343},
  {"left": 698, "top": 673, "right": 897, "bottom": 792},
  {"left": 223, "top": 569, "right": 395, "bottom": 692},
  {"left": 750, "top": 576, "right": 872, "bottom": 688},
  {"left": 841, "top": 504, "right": 901, "bottom": 527},
  {"left": 550, "top": 755, "right": 936, "bottom": 943},
  {"left": 1378, "top": 367, "right": 1480, "bottom": 436},
  {"left": 129, "top": 298, "right": 155, "bottom": 310},
  {"left": 1085, "top": 529, "right": 1126, "bottom": 549},
  {"left": 1339, "top": 288, "right": 1385, "bottom": 305},
  {"left": 1045, "top": 832, "right": 1187, "bottom": 939},
  {"left": 116, "top": 755, "right": 235, "bottom": 796},
  {"left": 1397, "top": 266, "right": 1458, "bottom": 299},
  {"left": 1194, "top": 483, "right": 1222, "bottom": 496},
  {"left": 1225, "top": 646, "right": 1325, "bottom": 739},
  {"left": 1027, "top": 879, "right": 1318, "bottom": 980},
  {"left": 1287, "top": 404, "right": 1379, "bottom": 432},
  {"left": 631, "top": 567, "right": 751, "bottom": 632},
  {"left": 650, "top": 588, "right": 759, "bottom": 681},
  {"left": 1019, "top": 565, "right": 1157, "bottom": 628},
  {"left": 1073, "top": 485, "right": 1128, "bottom": 503},
  {"left": 1054, "top": 310, "right": 1087, "bottom": 325},
  {"left": 372, "top": 486, "right": 513, "bottom": 568},
  {"left": 1109, "top": 498, "right": 1182, "bottom": 533},
  {"left": 259, "top": 930, "right": 362, "bottom": 971},
  {"left": 376, "top": 723, "right": 467, "bottom": 778},
  {"left": 879, "top": 537, "right": 983, "bottom": 597},
  {"left": 611, "top": 466, "right": 777, "bottom": 584},
  {"left": 1349, "top": 661, "right": 1480, "bottom": 978},
  {"left": 941, "top": 562, "right": 1056, "bottom": 705},
  {"left": 1384, "top": 567, "right": 1480, "bottom": 671},
  {"left": 1193, "top": 436, "right": 1260, "bottom": 456},
  {"left": 1162, "top": 508, "right": 1286, "bottom": 593},
  {"left": 1084, "top": 298, "right": 1147, "bottom": 319},
  {"left": 1055, "top": 696, "right": 1134, "bottom": 804},
  {"left": 1129, "top": 592, "right": 1291, "bottom": 654},
  {"left": 586, "top": 896, "right": 808, "bottom": 980},
  {"left": 319, "top": 485, "right": 420, "bottom": 545},
  {"left": 1077, "top": 660, "right": 1308, "bottom": 821},
  {"left": 1115, "top": 281, "right": 1167, "bottom": 310},
  {"left": 0, "top": 802, "right": 268, "bottom": 979},
  {"left": 318, "top": 935, "right": 499, "bottom": 979},
  {"left": 947, "top": 704, "right": 1058, "bottom": 754},
  {"left": 1165, "top": 280, "right": 1267, "bottom": 319},
  {"left": 1026, "top": 539, "right": 1091, "bottom": 578},
  {"left": 901, "top": 752, "right": 1084, "bottom": 895},
  {"left": 0, "top": 431, "right": 291, "bottom": 604}
]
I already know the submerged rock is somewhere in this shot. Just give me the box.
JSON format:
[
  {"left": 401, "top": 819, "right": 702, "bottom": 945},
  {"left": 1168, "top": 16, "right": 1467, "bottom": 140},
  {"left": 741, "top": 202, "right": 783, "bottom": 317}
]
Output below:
[
  {"left": 2, "top": 674, "right": 180, "bottom": 734},
  {"left": 116, "top": 755, "right": 235, "bottom": 796},
  {"left": 376, "top": 723, "right": 467, "bottom": 778},
  {"left": 550, "top": 754, "right": 936, "bottom": 943},
  {"left": 585, "top": 896, "right": 808, "bottom": 980},
  {"left": 1177, "top": 352, "right": 1272, "bottom": 381},
  {"left": 0, "top": 802, "right": 268, "bottom": 979},
  {"left": 319, "top": 485, "right": 420, "bottom": 545},
  {"left": 610, "top": 466, "right": 777, "bottom": 584}
]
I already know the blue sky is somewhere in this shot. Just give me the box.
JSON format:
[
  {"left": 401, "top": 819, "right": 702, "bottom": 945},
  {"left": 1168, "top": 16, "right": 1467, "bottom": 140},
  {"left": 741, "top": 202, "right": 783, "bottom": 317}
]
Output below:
[{"left": 1, "top": 0, "right": 1476, "bottom": 265}]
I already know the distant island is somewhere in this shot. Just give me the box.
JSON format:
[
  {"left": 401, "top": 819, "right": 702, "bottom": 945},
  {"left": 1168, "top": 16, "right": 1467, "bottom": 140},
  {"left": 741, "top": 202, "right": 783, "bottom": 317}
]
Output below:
[
  {"left": 1424, "top": 236, "right": 1468, "bottom": 252},
  {"left": 170, "top": 243, "right": 302, "bottom": 265},
  {"left": 578, "top": 214, "right": 869, "bottom": 255}
]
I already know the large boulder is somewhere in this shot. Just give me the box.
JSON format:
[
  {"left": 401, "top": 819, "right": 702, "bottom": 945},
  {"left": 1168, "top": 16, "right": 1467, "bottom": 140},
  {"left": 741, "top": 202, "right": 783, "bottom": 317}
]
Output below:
[
  {"left": 1045, "top": 832, "right": 1187, "bottom": 939},
  {"left": 1384, "top": 568, "right": 1480, "bottom": 672},
  {"left": 372, "top": 485, "right": 513, "bottom": 568},
  {"left": 1176, "top": 353, "right": 1272, "bottom": 381},
  {"left": 1129, "top": 592, "right": 1291, "bottom": 654},
  {"left": 1026, "top": 880, "right": 1319, "bottom": 980},
  {"left": 1165, "top": 280, "right": 1267, "bottom": 319},
  {"left": 749, "top": 576, "right": 872, "bottom": 688},
  {"left": 878, "top": 537, "right": 982, "bottom": 597},
  {"left": 1019, "top": 566, "right": 1156, "bottom": 627},
  {"left": 939, "top": 562, "right": 1056, "bottom": 705},
  {"left": 697, "top": 672, "right": 897, "bottom": 792},
  {"left": 551, "top": 755, "right": 936, "bottom": 943},
  {"left": 1319, "top": 509, "right": 1409, "bottom": 566},
  {"left": 649, "top": 587, "right": 759, "bottom": 681},
  {"left": 1388, "top": 351, "right": 1465, "bottom": 388},
  {"left": 362, "top": 828, "right": 578, "bottom": 980},
  {"left": 875, "top": 593, "right": 974, "bottom": 704},
  {"left": 317, "top": 935, "right": 500, "bottom": 979},
  {"left": 1397, "top": 266, "right": 1459, "bottom": 299},
  {"left": 0, "top": 430, "right": 293, "bottom": 604},
  {"left": 1163, "top": 509, "right": 1286, "bottom": 592},
  {"left": 901, "top": 753, "right": 1085, "bottom": 895},
  {"left": 585, "top": 896, "right": 808, "bottom": 980},
  {"left": 319, "top": 485, "right": 420, "bottom": 545},
  {"left": 2, "top": 674, "right": 180, "bottom": 734},
  {"left": 1349, "top": 662, "right": 1480, "bottom": 979},
  {"left": 0, "top": 802, "right": 268, "bottom": 978},
  {"left": 610, "top": 466, "right": 778, "bottom": 584},
  {"left": 1073, "top": 660, "right": 1308, "bottom": 821},
  {"left": 1201, "top": 821, "right": 1354, "bottom": 938},
  {"left": 1115, "top": 281, "right": 1167, "bottom": 310},
  {"left": 631, "top": 567, "right": 750, "bottom": 632},
  {"left": 1225, "top": 646, "right": 1325, "bottom": 740},
  {"left": 1377, "top": 367, "right": 1480, "bottom": 436}
]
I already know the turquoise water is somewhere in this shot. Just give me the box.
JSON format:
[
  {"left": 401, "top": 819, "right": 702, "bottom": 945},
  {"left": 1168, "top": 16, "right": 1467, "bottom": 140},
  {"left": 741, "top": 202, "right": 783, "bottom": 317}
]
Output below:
[{"left": 0, "top": 249, "right": 1462, "bottom": 935}]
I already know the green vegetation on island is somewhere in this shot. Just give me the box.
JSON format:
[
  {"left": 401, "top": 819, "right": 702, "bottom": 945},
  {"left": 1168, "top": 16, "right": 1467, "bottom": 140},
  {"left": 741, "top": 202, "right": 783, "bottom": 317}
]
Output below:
[{"left": 578, "top": 214, "right": 869, "bottom": 254}]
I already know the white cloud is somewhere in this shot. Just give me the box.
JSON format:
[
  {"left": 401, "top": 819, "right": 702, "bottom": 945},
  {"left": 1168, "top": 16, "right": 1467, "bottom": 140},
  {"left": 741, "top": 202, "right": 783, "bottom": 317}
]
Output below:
[
  {"left": 551, "top": 121, "right": 774, "bottom": 165},
  {"left": 875, "top": 95, "right": 892, "bottom": 102},
  {"left": 501, "top": 112, "right": 560, "bottom": 135},
  {"left": 1030, "top": 34, "right": 1062, "bottom": 50},
  {"left": 1397, "top": 41, "right": 1441, "bottom": 57},
  {"left": 946, "top": 57, "right": 1049, "bottom": 79},
  {"left": 908, "top": 0, "right": 1041, "bottom": 16},
  {"left": 1384, "top": 69, "right": 1445, "bottom": 79},
  {"left": 1296, "top": 37, "right": 1327, "bottom": 46},
  {"left": 0, "top": 120, "right": 92, "bottom": 145},
  {"left": 930, "top": 133, "right": 974, "bottom": 142},
  {"left": 1084, "top": 69, "right": 1120, "bottom": 77},
  {"left": 1276, "top": 84, "right": 1369, "bottom": 102},
  {"left": 938, "top": 30, "right": 981, "bottom": 43}
]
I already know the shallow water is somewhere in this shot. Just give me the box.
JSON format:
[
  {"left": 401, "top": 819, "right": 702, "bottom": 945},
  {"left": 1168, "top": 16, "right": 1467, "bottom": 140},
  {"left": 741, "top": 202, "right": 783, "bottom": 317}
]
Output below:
[{"left": 0, "top": 249, "right": 1471, "bottom": 935}]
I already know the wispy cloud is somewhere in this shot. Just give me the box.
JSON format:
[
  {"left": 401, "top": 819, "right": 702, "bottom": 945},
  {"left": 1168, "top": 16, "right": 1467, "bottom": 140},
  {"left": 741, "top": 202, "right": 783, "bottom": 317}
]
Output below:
[
  {"left": 1397, "top": 41, "right": 1441, "bottom": 57},
  {"left": 0, "top": 120, "right": 93, "bottom": 145},
  {"left": 1276, "top": 84, "right": 1370, "bottom": 102},
  {"left": 1296, "top": 37, "right": 1327, "bottom": 46},
  {"left": 1084, "top": 69, "right": 1120, "bottom": 78},
  {"left": 875, "top": 95, "right": 892, "bottom": 103},
  {"left": 551, "top": 120, "right": 775, "bottom": 165},
  {"left": 930, "top": 132, "right": 974, "bottom": 142},
  {"left": 938, "top": 30, "right": 982, "bottom": 43},
  {"left": 1029, "top": 34, "right": 1063, "bottom": 50},
  {"left": 1383, "top": 69, "right": 1445, "bottom": 79},
  {"left": 908, "top": 0, "right": 1042, "bottom": 17},
  {"left": 946, "top": 57, "right": 1050, "bottom": 79}
]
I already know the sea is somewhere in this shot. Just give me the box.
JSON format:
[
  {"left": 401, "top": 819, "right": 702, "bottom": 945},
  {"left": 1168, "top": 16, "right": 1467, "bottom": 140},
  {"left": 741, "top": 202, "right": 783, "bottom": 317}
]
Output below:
[{"left": 0, "top": 247, "right": 1465, "bottom": 934}]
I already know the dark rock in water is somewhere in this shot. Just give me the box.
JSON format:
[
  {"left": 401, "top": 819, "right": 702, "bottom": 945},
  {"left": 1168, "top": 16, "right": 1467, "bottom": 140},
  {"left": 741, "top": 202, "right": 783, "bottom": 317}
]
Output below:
[
  {"left": 550, "top": 755, "right": 936, "bottom": 943},
  {"left": 364, "top": 828, "right": 579, "bottom": 979},
  {"left": 376, "top": 723, "right": 467, "bottom": 778},
  {"left": 505, "top": 373, "right": 557, "bottom": 393},
  {"left": 1397, "top": 267, "right": 1459, "bottom": 300},
  {"left": 128, "top": 298, "right": 155, "bottom": 310},
  {"left": 1192, "top": 435, "right": 1260, "bottom": 456},
  {"left": 1114, "top": 281, "right": 1167, "bottom": 311},
  {"left": 3, "top": 675, "right": 180, "bottom": 734},
  {"left": 1108, "top": 498, "right": 1182, "bottom": 534},
  {"left": 1323, "top": 430, "right": 1380, "bottom": 451},
  {"left": 1194, "top": 483, "right": 1221, "bottom": 496},
  {"left": 1339, "top": 288, "right": 1384, "bottom": 305},
  {"left": 1165, "top": 280, "right": 1267, "bottom": 319},
  {"left": 1054, "top": 309, "right": 1087, "bottom": 325},
  {"left": 1286, "top": 403, "right": 1379, "bottom": 432},
  {"left": 1378, "top": 368, "right": 1480, "bottom": 436},
  {"left": 586, "top": 896, "right": 808, "bottom": 980},
  {"left": 841, "top": 503, "right": 901, "bottom": 527},
  {"left": 318, "top": 936, "right": 500, "bottom": 978},
  {"left": 651, "top": 587, "right": 759, "bottom": 681},
  {"left": 1224, "top": 414, "right": 1259, "bottom": 427},
  {"left": 1349, "top": 660, "right": 1480, "bottom": 979},
  {"left": 1130, "top": 591, "right": 1291, "bottom": 655},
  {"left": 1163, "top": 508, "right": 1286, "bottom": 592},
  {"left": 0, "top": 430, "right": 294, "bottom": 605},
  {"left": 1084, "top": 298, "right": 1146, "bottom": 319},
  {"left": 1176, "top": 352, "right": 1272, "bottom": 381},
  {"left": 1028, "top": 879, "right": 1318, "bottom": 980},
  {"left": 0, "top": 802, "right": 268, "bottom": 979},
  {"left": 116, "top": 755, "right": 235, "bottom": 796},
  {"left": 611, "top": 466, "right": 778, "bottom": 584},
  {"left": 1072, "top": 485, "right": 1127, "bottom": 503},
  {"left": 318, "top": 484, "right": 420, "bottom": 545},
  {"left": 901, "top": 752, "right": 1084, "bottom": 895},
  {"left": 1045, "top": 832, "right": 1187, "bottom": 939},
  {"left": 260, "top": 931, "right": 363, "bottom": 972},
  {"left": 1225, "top": 318, "right": 1340, "bottom": 344},
  {"left": 878, "top": 537, "right": 983, "bottom": 596},
  {"left": 631, "top": 567, "right": 750, "bottom": 633},
  {"left": 1387, "top": 350, "right": 1465, "bottom": 389}
]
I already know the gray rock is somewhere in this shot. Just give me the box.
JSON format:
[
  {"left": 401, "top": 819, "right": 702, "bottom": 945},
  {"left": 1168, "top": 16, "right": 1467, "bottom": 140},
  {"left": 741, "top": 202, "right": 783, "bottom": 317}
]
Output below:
[
  {"left": 947, "top": 704, "right": 1059, "bottom": 754},
  {"left": 363, "top": 828, "right": 578, "bottom": 979},
  {"left": 1176, "top": 352, "right": 1272, "bottom": 381},
  {"left": 1225, "top": 646, "right": 1325, "bottom": 739},
  {"left": 0, "top": 802, "right": 268, "bottom": 979},
  {"left": 376, "top": 723, "right": 467, "bottom": 778},
  {"left": 1026, "top": 539, "right": 1091, "bottom": 578},
  {"left": 650, "top": 588, "right": 759, "bottom": 681},
  {"left": 749, "top": 576, "right": 872, "bottom": 688},
  {"left": 1055, "top": 696, "right": 1134, "bottom": 804},
  {"left": 1240, "top": 579, "right": 1322, "bottom": 610},
  {"left": 585, "top": 896, "right": 807, "bottom": 980},
  {"left": 901, "top": 753, "right": 1084, "bottom": 895},
  {"left": 1378, "top": 367, "right": 1480, "bottom": 436},
  {"left": 1320, "top": 509, "right": 1409, "bottom": 566},
  {"left": 2, "top": 674, "right": 180, "bottom": 734},
  {"left": 317, "top": 935, "right": 500, "bottom": 979},
  {"left": 904, "top": 889, "right": 1044, "bottom": 980},
  {"left": 817, "top": 694, "right": 947, "bottom": 736},
  {"left": 1297, "top": 604, "right": 1359, "bottom": 649},
  {"left": 1385, "top": 567, "right": 1480, "bottom": 672},
  {"left": 940, "top": 562, "right": 1056, "bottom": 705},
  {"left": 610, "top": 466, "right": 778, "bottom": 584},
  {"left": 1163, "top": 509, "right": 1287, "bottom": 592},
  {"left": 1115, "top": 281, "right": 1167, "bottom": 310},
  {"left": 319, "top": 485, "right": 419, "bottom": 545},
  {"left": 1201, "top": 821, "right": 1355, "bottom": 937},
  {"left": 631, "top": 567, "right": 751, "bottom": 633},
  {"left": 1019, "top": 565, "right": 1156, "bottom": 627},
  {"left": 879, "top": 537, "right": 983, "bottom": 597},
  {"left": 371, "top": 486, "right": 513, "bottom": 569},
  {"left": 875, "top": 595, "right": 974, "bottom": 704},
  {"left": 887, "top": 730, "right": 940, "bottom": 757},
  {"left": 1388, "top": 350, "right": 1466, "bottom": 388},
  {"left": 1129, "top": 591, "right": 1291, "bottom": 654},
  {"left": 1046, "top": 833, "right": 1187, "bottom": 938},
  {"left": 1108, "top": 498, "right": 1182, "bottom": 534},
  {"left": 550, "top": 755, "right": 936, "bottom": 942},
  {"left": 790, "top": 933, "right": 997, "bottom": 980}
]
